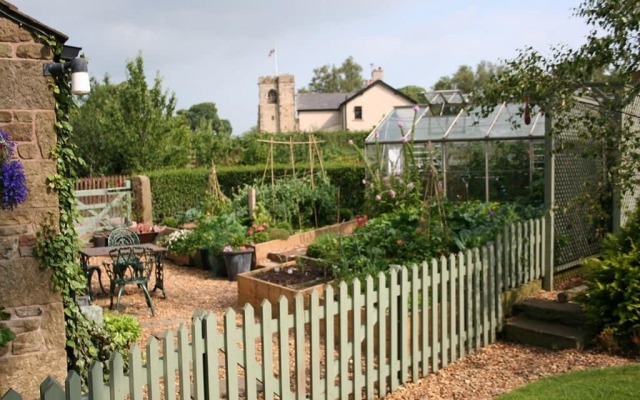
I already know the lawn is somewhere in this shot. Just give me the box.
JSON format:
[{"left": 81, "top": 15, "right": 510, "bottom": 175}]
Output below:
[{"left": 498, "top": 363, "right": 640, "bottom": 399}]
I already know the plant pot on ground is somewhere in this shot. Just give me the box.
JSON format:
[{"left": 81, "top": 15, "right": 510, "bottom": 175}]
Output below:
[{"left": 223, "top": 248, "right": 254, "bottom": 281}]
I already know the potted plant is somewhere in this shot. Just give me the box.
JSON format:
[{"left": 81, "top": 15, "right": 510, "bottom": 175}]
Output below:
[
  {"left": 157, "top": 229, "right": 194, "bottom": 266},
  {"left": 129, "top": 221, "right": 164, "bottom": 244}
]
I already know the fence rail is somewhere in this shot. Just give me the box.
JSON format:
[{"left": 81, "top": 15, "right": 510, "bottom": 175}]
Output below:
[{"left": 3, "top": 217, "right": 547, "bottom": 400}]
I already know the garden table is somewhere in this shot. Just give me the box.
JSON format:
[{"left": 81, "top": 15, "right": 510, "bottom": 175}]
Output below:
[{"left": 80, "top": 243, "right": 168, "bottom": 299}]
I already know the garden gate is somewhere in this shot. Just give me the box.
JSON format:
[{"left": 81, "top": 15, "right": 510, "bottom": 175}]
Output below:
[{"left": 74, "top": 177, "right": 132, "bottom": 239}]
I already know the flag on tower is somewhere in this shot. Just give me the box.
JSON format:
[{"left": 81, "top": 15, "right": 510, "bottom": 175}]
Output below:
[{"left": 268, "top": 48, "right": 276, "bottom": 57}]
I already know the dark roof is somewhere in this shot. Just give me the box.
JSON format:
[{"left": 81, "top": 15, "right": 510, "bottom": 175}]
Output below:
[
  {"left": 297, "top": 92, "right": 353, "bottom": 111},
  {"left": 0, "top": 1, "right": 68, "bottom": 43},
  {"left": 296, "top": 80, "right": 417, "bottom": 112},
  {"left": 340, "top": 80, "right": 417, "bottom": 107}
]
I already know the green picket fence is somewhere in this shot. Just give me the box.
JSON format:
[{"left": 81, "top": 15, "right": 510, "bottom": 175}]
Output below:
[{"left": 2, "top": 217, "right": 546, "bottom": 400}]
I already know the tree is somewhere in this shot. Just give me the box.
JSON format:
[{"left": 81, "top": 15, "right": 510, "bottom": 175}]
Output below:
[
  {"left": 432, "top": 61, "right": 503, "bottom": 94},
  {"left": 71, "top": 54, "right": 191, "bottom": 175},
  {"left": 178, "top": 102, "right": 232, "bottom": 135},
  {"left": 305, "top": 56, "right": 364, "bottom": 93},
  {"left": 476, "top": 0, "right": 640, "bottom": 195},
  {"left": 398, "top": 85, "right": 427, "bottom": 103}
]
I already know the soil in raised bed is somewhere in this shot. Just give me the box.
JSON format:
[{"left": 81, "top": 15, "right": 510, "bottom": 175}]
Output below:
[{"left": 253, "top": 264, "right": 333, "bottom": 289}]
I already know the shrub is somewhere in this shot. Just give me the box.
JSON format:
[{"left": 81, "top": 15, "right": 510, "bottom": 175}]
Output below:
[{"left": 579, "top": 247, "right": 640, "bottom": 353}]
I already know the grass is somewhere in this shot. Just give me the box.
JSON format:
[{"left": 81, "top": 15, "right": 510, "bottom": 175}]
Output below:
[{"left": 498, "top": 363, "right": 640, "bottom": 399}]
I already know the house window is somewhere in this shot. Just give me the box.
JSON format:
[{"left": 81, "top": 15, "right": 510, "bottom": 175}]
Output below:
[
  {"left": 354, "top": 106, "right": 363, "bottom": 120},
  {"left": 268, "top": 89, "right": 278, "bottom": 104}
]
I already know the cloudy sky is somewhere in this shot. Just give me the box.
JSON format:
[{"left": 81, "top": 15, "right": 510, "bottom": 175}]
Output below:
[{"left": 17, "top": 0, "right": 590, "bottom": 134}]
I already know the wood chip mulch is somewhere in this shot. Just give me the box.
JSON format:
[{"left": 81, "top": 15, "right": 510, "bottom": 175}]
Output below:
[{"left": 88, "top": 261, "right": 638, "bottom": 399}]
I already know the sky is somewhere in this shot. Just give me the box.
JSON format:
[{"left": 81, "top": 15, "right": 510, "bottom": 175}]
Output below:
[{"left": 16, "top": 0, "right": 591, "bottom": 135}]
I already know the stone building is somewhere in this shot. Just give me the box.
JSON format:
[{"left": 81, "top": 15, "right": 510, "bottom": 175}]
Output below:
[
  {"left": 257, "top": 67, "right": 416, "bottom": 133},
  {"left": 0, "top": 1, "right": 80, "bottom": 397}
]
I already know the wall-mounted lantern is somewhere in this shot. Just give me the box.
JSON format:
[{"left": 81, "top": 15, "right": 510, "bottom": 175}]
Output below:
[{"left": 43, "top": 45, "right": 90, "bottom": 95}]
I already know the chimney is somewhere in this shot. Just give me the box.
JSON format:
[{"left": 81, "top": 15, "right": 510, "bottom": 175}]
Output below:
[{"left": 371, "top": 67, "right": 384, "bottom": 82}]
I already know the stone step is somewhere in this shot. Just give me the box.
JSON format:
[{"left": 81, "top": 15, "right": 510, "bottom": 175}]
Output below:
[
  {"left": 513, "top": 298, "right": 587, "bottom": 326},
  {"left": 557, "top": 284, "right": 588, "bottom": 303},
  {"left": 503, "top": 315, "right": 592, "bottom": 350},
  {"left": 267, "top": 246, "right": 308, "bottom": 263}
]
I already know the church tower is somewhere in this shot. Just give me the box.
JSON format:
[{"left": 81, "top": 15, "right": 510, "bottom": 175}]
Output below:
[{"left": 257, "top": 74, "right": 296, "bottom": 133}]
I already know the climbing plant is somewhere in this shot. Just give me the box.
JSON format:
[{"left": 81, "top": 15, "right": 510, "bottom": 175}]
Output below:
[{"left": 32, "top": 34, "right": 100, "bottom": 381}]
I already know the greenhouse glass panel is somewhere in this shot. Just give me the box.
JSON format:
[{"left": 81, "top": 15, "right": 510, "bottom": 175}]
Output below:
[
  {"left": 487, "top": 140, "right": 545, "bottom": 206},
  {"left": 370, "top": 106, "right": 428, "bottom": 142},
  {"left": 444, "top": 142, "right": 486, "bottom": 201}
]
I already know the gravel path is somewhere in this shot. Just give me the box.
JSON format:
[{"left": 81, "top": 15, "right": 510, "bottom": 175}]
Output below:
[{"left": 88, "top": 260, "right": 638, "bottom": 399}]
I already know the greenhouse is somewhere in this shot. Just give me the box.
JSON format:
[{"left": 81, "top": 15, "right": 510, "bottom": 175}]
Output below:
[
  {"left": 365, "top": 91, "right": 546, "bottom": 206},
  {"left": 365, "top": 89, "right": 640, "bottom": 275}
]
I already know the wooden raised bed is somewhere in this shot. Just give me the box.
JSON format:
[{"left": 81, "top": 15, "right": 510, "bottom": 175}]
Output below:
[
  {"left": 237, "top": 263, "right": 330, "bottom": 316},
  {"left": 252, "top": 220, "right": 358, "bottom": 263}
]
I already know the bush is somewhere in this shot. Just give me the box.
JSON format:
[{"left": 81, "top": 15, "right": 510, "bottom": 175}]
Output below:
[
  {"left": 579, "top": 247, "right": 640, "bottom": 353},
  {"left": 577, "top": 200, "right": 640, "bottom": 353},
  {"left": 90, "top": 312, "right": 142, "bottom": 379}
]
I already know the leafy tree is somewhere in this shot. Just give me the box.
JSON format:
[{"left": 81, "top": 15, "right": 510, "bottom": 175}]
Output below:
[
  {"left": 178, "top": 102, "right": 232, "bottom": 135},
  {"left": 433, "top": 61, "right": 503, "bottom": 94},
  {"left": 476, "top": 0, "right": 640, "bottom": 195},
  {"left": 304, "top": 56, "right": 364, "bottom": 93},
  {"left": 398, "top": 85, "right": 427, "bottom": 103},
  {"left": 71, "top": 54, "right": 191, "bottom": 175},
  {"left": 191, "top": 118, "right": 234, "bottom": 167}
]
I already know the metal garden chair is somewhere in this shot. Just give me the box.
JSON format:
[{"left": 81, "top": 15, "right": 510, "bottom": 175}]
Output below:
[
  {"left": 103, "top": 246, "right": 155, "bottom": 315},
  {"left": 108, "top": 227, "right": 140, "bottom": 246}
]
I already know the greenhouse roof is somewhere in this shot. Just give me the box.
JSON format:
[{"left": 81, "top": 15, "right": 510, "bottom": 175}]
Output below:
[{"left": 366, "top": 103, "right": 545, "bottom": 144}]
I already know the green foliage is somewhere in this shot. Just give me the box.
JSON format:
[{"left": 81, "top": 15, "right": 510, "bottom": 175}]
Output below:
[
  {"left": 102, "top": 313, "right": 141, "bottom": 349},
  {"left": 475, "top": 0, "right": 640, "bottom": 197},
  {"left": 177, "top": 102, "right": 232, "bottom": 134},
  {"left": 302, "top": 56, "right": 364, "bottom": 93},
  {"left": 32, "top": 34, "right": 104, "bottom": 383},
  {"left": 147, "top": 163, "right": 365, "bottom": 223},
  {"left": 398, "top": 85, "right": 427, "bottom": 103},
  {"left": 432, "top": 60, "right": 503, "bottom": 94},
  {"left": 90, "top": 313, "right": 141, "bottom": 379},
  {"left": 0, "top": 306, "right": 15, "bottom": 348},
  {"left": 311, "top": 201, "right": 538, "bottom": 284},
  {"left": 71, "top": 53, "right": 191, "bottom": 175},
  {"left": 353, "top": 107, "right": 429, "bottom": 217},
  {"left": 579, "top": 204, "right": 640, "bottom": 352},
  {"left": 231, "top": 173, "right": 339, "bottom": 231}
]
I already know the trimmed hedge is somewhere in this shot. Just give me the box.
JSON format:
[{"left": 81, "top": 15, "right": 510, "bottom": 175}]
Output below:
[{"left": 147, "top": 162, "right": 365, "bottom": 222}]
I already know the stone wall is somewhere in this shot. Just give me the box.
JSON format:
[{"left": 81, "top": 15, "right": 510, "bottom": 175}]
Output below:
[{"left": 0, "top": 17, "right": 66, "bottom": 399}]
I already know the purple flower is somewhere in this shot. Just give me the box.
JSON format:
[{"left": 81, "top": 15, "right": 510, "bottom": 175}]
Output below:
[
  {"left": 375, "top": 194, "right": 382, "bottom": 201},
  {"left": 397, "top": 121, "right": 404, "bottom": 128},
  {"left": 389, "top": 190, "right": 396, "bottom": 198},
  {"left": 401, "top": 135, "right": 409, "bottom": 143},
  {"left": 407, "top": 182, "right": 414, "bottom": 189},
  {"left": 1, "top": 160, "right": 27, "bottom": 210},
  {"left": 413, "top": 105, "right": 420, "bottom": 113}
]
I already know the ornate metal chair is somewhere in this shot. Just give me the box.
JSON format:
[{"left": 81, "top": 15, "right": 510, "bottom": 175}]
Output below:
[
  {"left": 103, "top": 246, "right": 155, "bottom": 315},
  {"left": 108, "top": 228, "right": 140, "bottom": 246}
]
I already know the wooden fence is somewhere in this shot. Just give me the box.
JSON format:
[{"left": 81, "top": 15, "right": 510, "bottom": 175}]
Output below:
[{"left": 2, "top": 217, "right": 547, "bottom": 400}]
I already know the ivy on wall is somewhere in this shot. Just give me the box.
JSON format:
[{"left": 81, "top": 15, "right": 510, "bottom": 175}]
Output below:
[{"left": 32, "top": 35, "right": 100, "bottom": 380}]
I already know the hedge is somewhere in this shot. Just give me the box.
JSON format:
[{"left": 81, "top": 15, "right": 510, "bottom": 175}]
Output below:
[{"left": 146, "top": 162, "right": 365, "bottom": 222}]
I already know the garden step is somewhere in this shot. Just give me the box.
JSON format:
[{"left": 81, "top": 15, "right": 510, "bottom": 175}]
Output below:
[
  {"left": 503, "top": 315, "right": 592, "bottom": 350},
  {"left": 513, "top": 298, "right": 587, "bottom": 326},
  {"left": 267, "top": 246, "right": 308, "bottom": 263},
  {"left": 557, "top": 284, "right": 588, "bottom": 303}
]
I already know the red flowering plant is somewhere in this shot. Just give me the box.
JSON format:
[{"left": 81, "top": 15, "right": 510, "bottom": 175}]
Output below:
[{"left": 0, "top": 129, "right": 27, "bottom": 210}]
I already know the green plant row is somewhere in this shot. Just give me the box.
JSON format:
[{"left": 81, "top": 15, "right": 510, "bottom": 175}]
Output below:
[{"left": 147, "top": 162, "right": 365, "bottom": 222}]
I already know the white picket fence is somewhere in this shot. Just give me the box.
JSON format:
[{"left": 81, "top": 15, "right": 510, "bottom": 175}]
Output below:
[{"left": 3, "top": 217, "right": 546, "bottom": 399}]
